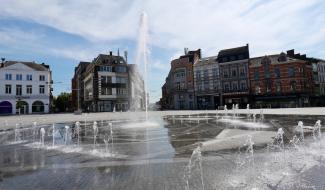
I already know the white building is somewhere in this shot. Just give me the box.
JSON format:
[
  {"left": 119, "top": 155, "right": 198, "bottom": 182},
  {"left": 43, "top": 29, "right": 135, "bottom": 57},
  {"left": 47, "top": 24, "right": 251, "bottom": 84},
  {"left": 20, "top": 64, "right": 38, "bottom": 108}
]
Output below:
[{"left": 0, "top": 60, "right": 52, "bottom": 115}]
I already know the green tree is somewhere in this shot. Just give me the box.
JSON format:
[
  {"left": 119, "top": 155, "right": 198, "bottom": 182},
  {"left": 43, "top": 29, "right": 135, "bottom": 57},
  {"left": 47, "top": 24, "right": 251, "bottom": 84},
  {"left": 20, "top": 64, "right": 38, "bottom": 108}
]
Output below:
[{"left": 53, "top": 92, "right": 72, "bottom": 112}]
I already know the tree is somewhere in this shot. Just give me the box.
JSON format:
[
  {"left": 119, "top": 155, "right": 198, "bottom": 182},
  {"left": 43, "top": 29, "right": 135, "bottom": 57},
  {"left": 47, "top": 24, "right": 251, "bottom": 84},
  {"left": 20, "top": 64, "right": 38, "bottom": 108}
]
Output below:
[{"left": 53, "top": 92, "right": 72, "bottom": 112}]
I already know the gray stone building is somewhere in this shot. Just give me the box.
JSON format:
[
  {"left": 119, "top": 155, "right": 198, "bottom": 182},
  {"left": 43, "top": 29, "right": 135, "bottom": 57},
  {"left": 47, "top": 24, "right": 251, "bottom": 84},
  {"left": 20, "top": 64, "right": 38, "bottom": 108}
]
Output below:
[
  {"left": 72, "top": 51, "right": 145, "bottom": 112},
  {"left": 193, "top": 56, "right": 221, "bottom": 109},
  {"left": 218, "top": 44, "right": 250, "bottom": 108}
]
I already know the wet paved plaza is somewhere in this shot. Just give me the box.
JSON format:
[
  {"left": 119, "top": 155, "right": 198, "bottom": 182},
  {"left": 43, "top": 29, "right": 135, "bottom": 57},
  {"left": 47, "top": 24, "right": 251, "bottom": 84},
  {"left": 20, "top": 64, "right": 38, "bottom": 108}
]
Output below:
[{"left": 0, "top": 113, "right": 325, "bottom": 189}]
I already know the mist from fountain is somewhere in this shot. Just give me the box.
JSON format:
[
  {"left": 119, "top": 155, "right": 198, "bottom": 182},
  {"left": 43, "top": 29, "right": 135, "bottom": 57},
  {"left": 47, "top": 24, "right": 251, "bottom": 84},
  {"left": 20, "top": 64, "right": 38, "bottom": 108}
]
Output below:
[
  {"left": 93, "top": 121, "right": 98, "bottom": 147},
  {"left": 40, "top": 127, "right": 45, "bottom": 146}
]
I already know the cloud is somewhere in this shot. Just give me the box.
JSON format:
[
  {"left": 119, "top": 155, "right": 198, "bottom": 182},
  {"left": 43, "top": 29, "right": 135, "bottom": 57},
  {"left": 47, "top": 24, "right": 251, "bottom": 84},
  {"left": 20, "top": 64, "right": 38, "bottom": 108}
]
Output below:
[{"left": 1, "top": 0, "right": 324, "bottom": 58}]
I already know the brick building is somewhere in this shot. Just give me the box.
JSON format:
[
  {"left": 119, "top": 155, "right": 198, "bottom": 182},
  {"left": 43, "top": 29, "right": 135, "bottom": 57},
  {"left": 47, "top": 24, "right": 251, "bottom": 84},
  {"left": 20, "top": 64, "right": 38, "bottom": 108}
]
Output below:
[
  {"left": 161, "top": 48, "right": 201, "bottom": 110},
  {"left": 249, "top": 51, "right": 314, "bottom": 108}
]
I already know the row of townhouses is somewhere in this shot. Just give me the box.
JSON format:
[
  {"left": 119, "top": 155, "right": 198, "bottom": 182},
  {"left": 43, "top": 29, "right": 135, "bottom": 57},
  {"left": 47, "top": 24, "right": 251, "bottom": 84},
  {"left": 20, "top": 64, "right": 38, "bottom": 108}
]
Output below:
[
  {"left": 71, "top": 51, "right": 145, "bottom": 112},
  {"left": 0, "top": 58, "right": 52, "bottom": 115},
  {"left": 161, "top": 45, "right": 325, "bottom": 109}
]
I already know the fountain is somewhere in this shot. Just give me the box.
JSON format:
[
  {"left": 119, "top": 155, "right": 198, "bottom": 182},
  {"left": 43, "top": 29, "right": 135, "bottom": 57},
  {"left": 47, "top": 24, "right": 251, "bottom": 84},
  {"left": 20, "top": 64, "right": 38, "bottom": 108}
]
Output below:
[
  {"left": 109, "top": 122, "right": 114, "bottom": 151},
  {"left": 296, "top": 121, "right": 305, "bottom": 142},
  {"left": 135, "top": 11, "right": 149, "bottom": 120},
  {"left": 313, "top": 120, "right": 322, "bottom": 140},
  {"left": 75, "top": 121, "right": 81, "bottom": 146},
  {"left": 40, "top": 128, "right": 45, "bottom": 146},
  {"left": 184, "top": 145, "right": 205, "bottom": 190},
  {"left": 64, "top": 126, "right": 70, "bottom": 145},
  {"left": 246, "top": 104, "right": 251, "bottom": 119},
  {"left": 93, "top": 121, "right": 98, "bottom": 147},
  {"left": 52, "top": 124, "right": 55, "bottom": 147}
]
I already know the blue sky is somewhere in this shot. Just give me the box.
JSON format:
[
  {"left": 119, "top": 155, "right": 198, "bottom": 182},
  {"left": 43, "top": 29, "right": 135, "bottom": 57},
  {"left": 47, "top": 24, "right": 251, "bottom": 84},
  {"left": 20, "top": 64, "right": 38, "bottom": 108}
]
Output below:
[{"left": 0, "top": 0, "right": 324, "bottom": 103}]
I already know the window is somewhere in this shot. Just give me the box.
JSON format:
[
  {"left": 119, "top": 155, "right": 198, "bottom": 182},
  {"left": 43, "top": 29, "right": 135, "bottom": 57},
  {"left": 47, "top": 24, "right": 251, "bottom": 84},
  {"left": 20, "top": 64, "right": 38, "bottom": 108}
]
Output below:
[
  {"left": 16, "top": 74, "right": 22, "bottom": 81},
  {"left": 288, "top": 67, "right": 295, "bottom": 77},
  {"left": 290, "top": 81, "right": 296, "bottom": 92},
  {"left": 16, "top": 85, "right": 22, "bottom": 96},
  {"left": 239, "top": 67, "right": 245, "bottom": 77},
  {"left": 232, "top": 82, "right": 238, "bottom": 91},
  {"left": 27, "top": 74, "right": 32, "bottom": 81},
  {"left": 196, "top": 71, "right": 201, "bottom": 79},
  {"left": 240, "top": 81, "right": 247, "bottom": 90},
  {"left": 99, "top": 66, "right": 112, "bottom": 72},
  {"left": 5, "top": 74, "right": 12, "bottom": 80},
  {"left": 204, "top": 70, "right": 208, "bottom": 79},
  {"left": 39, "top": 75, "right": 45, "bottom": 81},
  {"left": 5, "top": 85, "right": 11, "bottom": 94},
  {"left": 101, "top": 87, "right": 112, "bottom": 95},
  {"left": 213, "top": 68, "right": 219, "bottom": 77},
  {"left": 265, "top": 80, "right": 272, "bottom": 94},
  {"left": 275, "top": 81, "right": 281, "bottom": 93},
  {"left": 101, "top": 76, "right": 112, "bottom": 83},
  {"left": 223, "top": 69, "right": 229, "bottom": 78},
  {"left": 39, "top": 85, "right": 45, "bottom": 94},
  {"left": 224, "top": 83, "right": 230, "bottom": 92},
  {"left": 115, "top": 66, "right": 127, "bottom": 73},
  {"left": 254, "top": 68, "right": 259, "bottom": 80},
  {"left": 204, "top": 80, "right": 209, "bottom": 90},
  {"left": 117, "top": 88, "right": 127, "bottom": 95},
  {"left": 232, "top": 69, "right": 237, "bottom": 77},
  {"left": 116, "top": 77, "right": 127, "bottom": 84},
  {"left": 176, "top": 82, "right": 180, "bottom": 90},
  {"left": 26, "top": 85, "right": 32, "bottom": 94},
  {"left": 213, "top": 80, "right": 219, "bottom": 90},
  {"left": 274, "top": 68, "right": 280, "bottom": 78}
]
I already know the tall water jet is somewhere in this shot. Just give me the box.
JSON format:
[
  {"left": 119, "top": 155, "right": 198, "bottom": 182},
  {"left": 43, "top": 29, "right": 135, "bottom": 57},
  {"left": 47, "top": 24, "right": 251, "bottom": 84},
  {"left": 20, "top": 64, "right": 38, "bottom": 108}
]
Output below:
[
  {"left": 135, "top": 11, "right": 149, "bottom": 121},
  {"left": 184, "top": 145, "right": 205, "bottom": 190},
  {"left": 246, "top": 104, "right": 251, "bottom": 119},
  {"left": 40, "top": 128, "right": 45, "bottom": 146},
  {"left": 32, "top": 122, "right": 37, "bottom": 142},
  {"left": 93, "top": 121, "right": 98, "bottom": 147},
  {"left": 14, "top": 123, "right": 21, "bottom": 142},
  {"left": 109, "top": 122, "right": 114, "bottom": 151},
  {"left": 64, "top": 126, "right": 70, "bottom": 145},
  {"left": 52, "top": 124, "right": 55, "bottom": 147},
  {"left": 75, "top": 121, "right": 81, "bottom": 146},
  {"left": 313, "top": 120, "right": 322, "bottom": 140},
  {"left": 297, "top": 121, "right": 304, "bottom": 142}
]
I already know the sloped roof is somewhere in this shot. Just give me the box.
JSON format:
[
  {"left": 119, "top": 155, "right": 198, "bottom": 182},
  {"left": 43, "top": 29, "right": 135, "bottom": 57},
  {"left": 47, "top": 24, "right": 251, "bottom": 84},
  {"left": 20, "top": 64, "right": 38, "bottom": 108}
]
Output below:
[
  {"left": 2, "top": 61, "right": 50, "bottom": 71},
  {"left": 218, "top": 45, "right": 249, "bottom": 57}
]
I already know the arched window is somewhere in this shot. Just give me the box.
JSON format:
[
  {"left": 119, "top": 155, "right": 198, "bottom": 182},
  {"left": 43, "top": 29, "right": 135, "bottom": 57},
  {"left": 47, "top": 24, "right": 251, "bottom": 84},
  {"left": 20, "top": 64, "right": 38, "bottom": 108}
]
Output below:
[
  {"left": 32, "top": 101, "right": 44, "bottom": 113},
  {"left": 0, "top": 101, "right": 12, "bottom": 115}
]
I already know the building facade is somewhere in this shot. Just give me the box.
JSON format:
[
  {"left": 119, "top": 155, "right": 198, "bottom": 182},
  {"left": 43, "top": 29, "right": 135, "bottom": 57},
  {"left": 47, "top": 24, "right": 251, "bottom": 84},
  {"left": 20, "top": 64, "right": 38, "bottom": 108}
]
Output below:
[
  {"left": 193, "top": 56, "right": 221, "bottom": 109},
  {"left": 161, "top": 49, "right": 201, "bottom": 110},
  {"left": 218, "top": 44, "right": 250, "bottom": 108},
  {"left": 249, "top": 51, "right": 314, "bottom": 108},
  {"left": 0, "top": 59, "right": 52, "bottom": 115},
  {"left": 71, "top": 51, "right": 145, "bottom": 112}
]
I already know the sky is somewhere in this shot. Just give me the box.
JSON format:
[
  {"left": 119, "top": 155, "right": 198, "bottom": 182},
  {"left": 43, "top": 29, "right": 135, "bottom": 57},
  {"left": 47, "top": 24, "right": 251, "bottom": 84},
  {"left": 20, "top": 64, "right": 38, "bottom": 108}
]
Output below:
[{"left": 0, "top": 0, "right": 324, "bottom": 103}]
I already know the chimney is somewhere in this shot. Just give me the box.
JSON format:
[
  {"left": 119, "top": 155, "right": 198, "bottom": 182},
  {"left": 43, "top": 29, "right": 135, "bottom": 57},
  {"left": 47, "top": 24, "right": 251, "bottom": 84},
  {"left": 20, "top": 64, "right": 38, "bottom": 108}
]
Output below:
[
  {"left": 1, "top": 57, "right": 5, "bottom": 68},
  {"left": 287, "top": 49, "right": 294, "bottom": 57},
  {"left": 109, "top": 51, "right": 113, "bottom": 56},
  {"left": 184, "top": 48, "right": 188, "bottom": 55},
  {"left": 117, "top": 48, "right": 120, "bottom": 57}
]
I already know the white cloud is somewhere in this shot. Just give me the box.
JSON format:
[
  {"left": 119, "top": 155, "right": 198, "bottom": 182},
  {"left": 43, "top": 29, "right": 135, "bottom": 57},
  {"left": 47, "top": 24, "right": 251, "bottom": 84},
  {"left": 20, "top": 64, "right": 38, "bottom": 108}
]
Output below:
[{"left": 1, "top": 0, "right": 324, "bottom": 58}]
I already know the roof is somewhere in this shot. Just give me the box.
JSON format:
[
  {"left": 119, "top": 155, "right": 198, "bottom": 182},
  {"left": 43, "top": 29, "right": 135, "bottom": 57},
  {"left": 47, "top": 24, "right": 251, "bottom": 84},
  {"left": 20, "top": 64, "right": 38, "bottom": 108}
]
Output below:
[
  {"left": 2, "top": 61, "right": 50, "bottom": 71},
  {"left": 218, "top": 44, "right": 249, "bottom": 57}
]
